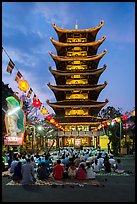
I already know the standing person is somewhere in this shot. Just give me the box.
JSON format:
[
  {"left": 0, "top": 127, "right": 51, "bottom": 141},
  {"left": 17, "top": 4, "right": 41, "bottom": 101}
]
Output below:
[
  {"left": 76, "top": 163, "right": 87, "bottom": 180},
  {"left": 53, "top": 159, "right": 65, "bottom": 180},
  {"left": 21, "top": 158, "right": 36, "bottom": 185}
]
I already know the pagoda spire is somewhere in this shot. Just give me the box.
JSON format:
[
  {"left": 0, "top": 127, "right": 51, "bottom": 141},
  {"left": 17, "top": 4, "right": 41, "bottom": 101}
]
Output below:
[{"left": 75, "top": 19, "right": 78, "bottom": 30}]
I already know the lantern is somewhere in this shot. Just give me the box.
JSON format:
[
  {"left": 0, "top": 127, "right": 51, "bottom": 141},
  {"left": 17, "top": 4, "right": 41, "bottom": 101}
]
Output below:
[
  {"left": 116, "top": 118, "right": 121, "bottom": 123},
  {"left": 107, "top": 121, "right": 110, "bottom": 126},
  {"left": 41, "top": 108, "right": 48, "bottom": 115},
  {"left": 32, "top": 99, "right": 41, "bottom": 108},
  {"left": 18, "top": 80, "right": 29, "bottom": 92},
  {"left": 46, "top": 115, "right": 52, "bottom": 121},
  {"left": 122, "top": 115, "right": 128, "bottom": 121},
  {"left": 132, "top": 110, "right": 135, "bottom": 116},
  {"left": 103, "top": 123, "right": 107, "bottom": 127},
  {"left": 50, "top": 118, "right": 55, "bottom": 123}
]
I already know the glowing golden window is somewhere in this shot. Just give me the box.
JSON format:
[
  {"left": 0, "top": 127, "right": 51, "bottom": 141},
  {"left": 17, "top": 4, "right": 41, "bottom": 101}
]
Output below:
[
  {"left": 65, "top": 109, "right": 88, "bottom": 116},
  {"left": 66, "top": 93, "right": 88, "bottom": 100},
  {"left": 66, "top": 79, "right": 88, "bottom": 85}
]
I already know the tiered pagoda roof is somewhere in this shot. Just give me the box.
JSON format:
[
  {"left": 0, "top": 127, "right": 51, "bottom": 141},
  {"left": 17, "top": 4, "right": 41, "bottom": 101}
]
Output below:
[
  {"left": 49, "top": 50, "right": 107, "bottom": 70},
  {"left": 47, "top": 82, "right": 107, "bottom": 101},
  {"left": 52, "top": 20, "right": 104, "bottom": 42},
  {"left": 49, "top": 65, "right": 106, "bottom": 85},
  {"left": 50, "top": 36, "right": 106, "bottom": 56},
  {"left": 46, "top": 99, "right": 108, "bottom": 119}
]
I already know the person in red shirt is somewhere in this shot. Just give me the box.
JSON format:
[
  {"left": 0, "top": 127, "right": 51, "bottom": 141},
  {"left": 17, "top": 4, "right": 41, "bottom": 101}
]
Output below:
[
  {"left": 76, "top": 163, "right": 87, "bottom": 180},
  {"left": 53, "top": 159, "right": 65, "bottom": 179}
]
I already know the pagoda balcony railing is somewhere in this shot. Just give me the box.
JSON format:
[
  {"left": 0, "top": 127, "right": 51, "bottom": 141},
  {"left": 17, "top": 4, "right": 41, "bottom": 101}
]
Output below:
[{"left": 58, "top": 130, "right": 104, "bottom": 137}]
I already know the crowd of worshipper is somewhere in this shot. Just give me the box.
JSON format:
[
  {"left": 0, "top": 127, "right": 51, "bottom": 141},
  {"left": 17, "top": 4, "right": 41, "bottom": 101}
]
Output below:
[{"left": 2, "top": 147, "right": 125, "bottom": 185}]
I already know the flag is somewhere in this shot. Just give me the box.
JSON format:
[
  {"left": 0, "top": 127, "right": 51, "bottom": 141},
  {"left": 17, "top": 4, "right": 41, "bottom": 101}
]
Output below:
[
  {"left": 33, "top": 94, "right": 37, "bottom": 101},
  {"left": 6, "top": 59, "right": 15, "bottom": 74},
  {"left": 27, "top": 88, "right": 33, "bottom": 98},
  {"left": 15, "top": 71, "right": 22, "bottom": 83},
  {"left": 38, "top": 101, "right": 42, "bottom": 110}
]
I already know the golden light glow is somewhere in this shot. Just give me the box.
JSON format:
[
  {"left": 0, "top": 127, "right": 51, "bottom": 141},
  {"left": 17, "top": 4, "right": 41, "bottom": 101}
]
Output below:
[
  {"left": 18, "top": 80, "right": 29, "bottom": 92},
  {"left": 41, "top": 108, "right": 48, "bottom": 115},
  {"left": 66, "top": 79, "right": 88, "bottom": 85},
  {"left": 66, "top": 93, "right": 88, "bottom": 100},
  {"left": 65, "top": 109, "right": 88, "bottom": 116}
]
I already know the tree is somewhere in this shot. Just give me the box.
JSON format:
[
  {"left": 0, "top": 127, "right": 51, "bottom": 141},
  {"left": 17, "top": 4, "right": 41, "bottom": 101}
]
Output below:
[{"left": 99, "top": 106, "right": 123, "bottom": 156}]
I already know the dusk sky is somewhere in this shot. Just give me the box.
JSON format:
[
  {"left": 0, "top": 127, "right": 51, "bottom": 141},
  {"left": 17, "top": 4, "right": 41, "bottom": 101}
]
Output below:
[{"left": 2, "top": 2, "right": 135, "bottom": 117}]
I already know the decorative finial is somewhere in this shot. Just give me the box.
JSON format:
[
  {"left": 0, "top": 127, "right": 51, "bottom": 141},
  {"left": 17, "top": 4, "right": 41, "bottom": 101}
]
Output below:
[{"left": 75, "top": 19, "right": 78, "bottom": 30}]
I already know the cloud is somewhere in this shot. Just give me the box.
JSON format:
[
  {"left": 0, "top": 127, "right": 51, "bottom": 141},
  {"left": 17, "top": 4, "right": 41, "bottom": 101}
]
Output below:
[{"left": 33, "top": 2, "right": 71, "bottom": 27}]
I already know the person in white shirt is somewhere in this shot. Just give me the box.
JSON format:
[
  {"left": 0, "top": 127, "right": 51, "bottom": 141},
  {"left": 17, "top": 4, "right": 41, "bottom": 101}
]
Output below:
[
  {"left": 97, "top": 155, "right": 104, "bottom": 171},
  {"left": 109, "top": 155, "right": 116, "bottom": 171},
  {"left": 91, "top": 159, "right": 100, "bottom": 173},
  {"left": 86, "top": 161, "right": 96, "bottom": 179}
]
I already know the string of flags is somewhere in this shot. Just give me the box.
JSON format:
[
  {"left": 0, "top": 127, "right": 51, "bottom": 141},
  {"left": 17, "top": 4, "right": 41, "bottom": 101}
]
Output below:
[
  {"left": 92, "top": 110, "right": 135, "bottom": 132},
  {"left": 2, "top": 46, "right": 65, "bottom": 131}
]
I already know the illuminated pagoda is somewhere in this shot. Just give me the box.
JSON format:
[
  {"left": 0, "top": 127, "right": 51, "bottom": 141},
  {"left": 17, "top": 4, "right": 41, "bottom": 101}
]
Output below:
[{"left": 47, "top": 20, "right": 108, "bottom": 147}]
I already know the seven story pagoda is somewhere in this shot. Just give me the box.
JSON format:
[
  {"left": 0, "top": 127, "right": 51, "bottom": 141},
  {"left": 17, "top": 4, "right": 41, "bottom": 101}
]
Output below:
[{"left": 47, "top": 20, "right": 108, "bottom": 147}]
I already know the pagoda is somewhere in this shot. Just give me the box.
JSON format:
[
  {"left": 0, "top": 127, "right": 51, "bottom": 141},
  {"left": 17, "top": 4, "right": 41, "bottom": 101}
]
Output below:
[{"left": 47, "top": 20, "right": 108, "bottom": 147}]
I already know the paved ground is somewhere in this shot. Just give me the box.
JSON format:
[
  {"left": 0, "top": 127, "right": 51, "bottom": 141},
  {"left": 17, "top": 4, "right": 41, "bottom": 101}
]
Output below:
[{"left": 2, "top": 155, "right": 136, "bottom": 202}]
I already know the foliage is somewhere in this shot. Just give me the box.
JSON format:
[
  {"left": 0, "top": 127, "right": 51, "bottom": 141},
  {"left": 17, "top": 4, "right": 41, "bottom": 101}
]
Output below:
[{"left": 99, "top": 106, "right": 123, "bottom": 156}]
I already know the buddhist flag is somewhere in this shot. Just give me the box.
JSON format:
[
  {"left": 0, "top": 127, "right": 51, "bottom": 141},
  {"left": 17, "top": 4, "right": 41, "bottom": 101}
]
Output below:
[
  {"left": 27, "top": 88, "right": 33, "bottom": 98},
  {"left": 33, "top": 94, "right": 37, "bottom": 101},
  {"left": 38, "top": 101, "right": 42, "bottom": 110},
  {"left": 15, "top": 71, "right": 22, "bottom": 83},
  {"left": 6, "top": 59, "right": 15, "bottom": 74}
]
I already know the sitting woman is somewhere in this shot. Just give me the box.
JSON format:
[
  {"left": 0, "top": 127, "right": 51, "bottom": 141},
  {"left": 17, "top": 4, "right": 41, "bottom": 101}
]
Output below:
[
  {"left": 86, "top": 161, "right": 96, "bottom": 180},
  {"left": 37, "top": 162, "right": 50, "bottom": 180},
  {"left": 12, "top": 161, "right": 22, "bottom": 183},
  {"left": 76, "top": 163, "right": 87, "bottom": 180},
  {"left": 115, "top": 159, "right": 124, "bottom": 173},
  {"left": 68, "top": 161, "right": 77, "bottom": 179}
]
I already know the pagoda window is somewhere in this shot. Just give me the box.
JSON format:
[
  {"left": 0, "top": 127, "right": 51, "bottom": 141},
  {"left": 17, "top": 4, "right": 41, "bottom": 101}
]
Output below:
[
  {"left": 73, "top": 34, "right": 80, "bottom": 38},
  {"left": 65, "top": 109, "right": 89, "bottom": 116},
  {"left": 66, "top": 79, "right": 88, "bottom": 85},
  {"left": 81, "top": 38, "right": 87, "bottom": 42},
  {"left": 66, "top": 93, "right": 88, "bottom": 100},
  {"left": 67, "top": 47, "right": 73, "bottom": 51},
  {"left": 81, "top": 47, "right": 87, "bottom": 51},
  {"left": 73, "top": 47, "right": 80, "bottom": 51},
  {"left": 67, "top": 52, "right": 72, "bottom": 56},
  {"left": 67, "top": 38, "right": 73, "bottom": 42},
  {"left": 72, "top": 75, "right": 80, "bottom": 78},
  {"left": 81, "top": 51, "right": 87, "bottom": 56},
  {"left": 73, "top": 61, "right": 80, "bottom": 65},
  {"left": 66, "top": 65, "right": 82, "bottom": 70},
  {"left": 67, "top": 33, "right": 73, "bottom": 38}
]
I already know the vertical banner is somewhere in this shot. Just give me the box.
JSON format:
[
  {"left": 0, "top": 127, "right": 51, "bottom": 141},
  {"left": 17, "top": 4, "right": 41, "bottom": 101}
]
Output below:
[{"left": 4, "top": 96, "right": 26, "bottom": 145}]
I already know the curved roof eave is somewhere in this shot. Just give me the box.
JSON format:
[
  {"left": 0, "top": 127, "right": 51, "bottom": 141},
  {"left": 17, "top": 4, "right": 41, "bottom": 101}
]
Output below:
[
  {"left": 49, "top": 65, "right": 107, "bottom": 76},
  {"left": 50, "top": 36, "right": 106, "bottom": 49},
  {"left": 47, "top": 81, "right": 107, "bottom": 91},
  {"left": 52, "top": 20, "right": 104, "bottom": 35},
  {"left": 46, "top": 99, "right": 109, "bottom": 108},
  {"left": 49, "top": 49, "right": 107, "bottom": 62}
]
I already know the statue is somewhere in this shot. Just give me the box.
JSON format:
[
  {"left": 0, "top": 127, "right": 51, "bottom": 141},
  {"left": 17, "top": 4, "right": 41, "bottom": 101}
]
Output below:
[{"left": 5, "top": 96, "right": 26, "bottom": 140}]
